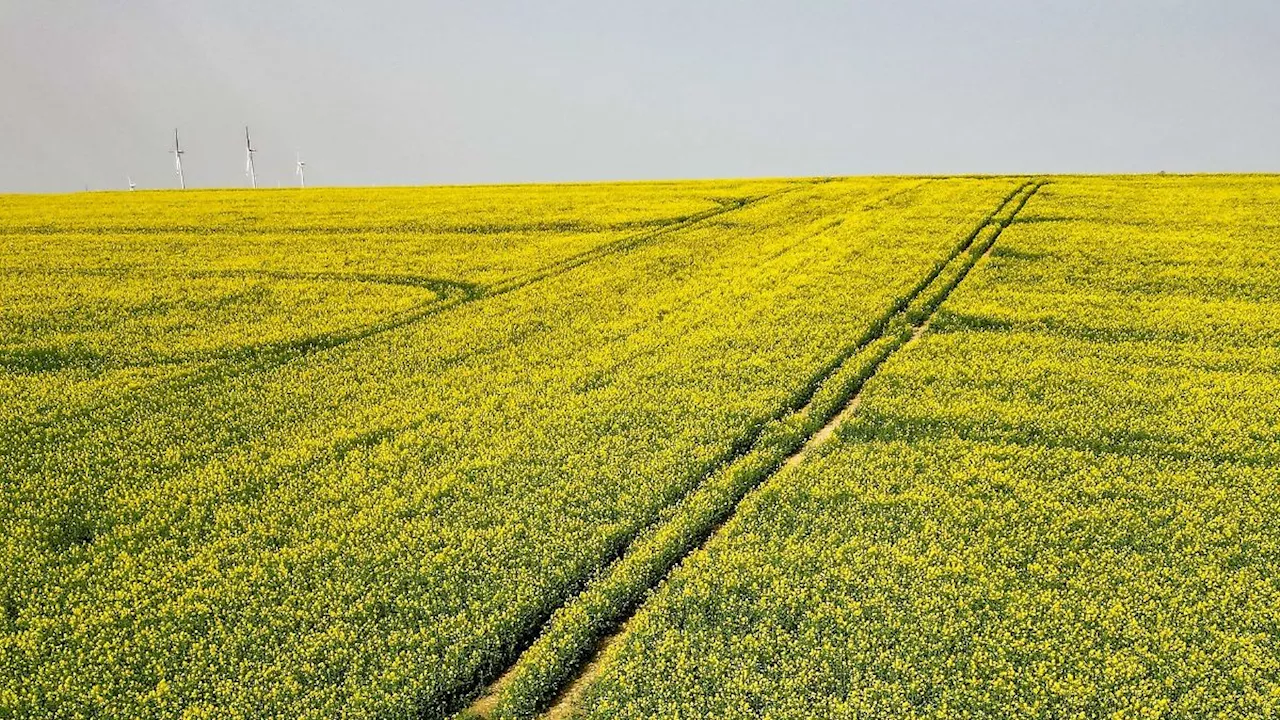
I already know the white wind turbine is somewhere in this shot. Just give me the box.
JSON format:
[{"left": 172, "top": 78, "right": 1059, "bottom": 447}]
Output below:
[
  {"left": 169, "top": 129, "right": 186, "bottom": 189},
  {"left": 128, "top": 175, "right": 136, "bottom": 191},
  {"left": 244, "top": 126, "right": 258, "bottom": 188},
  {"left": 295, "top": 152, "right": 306, "bottom": 188}
]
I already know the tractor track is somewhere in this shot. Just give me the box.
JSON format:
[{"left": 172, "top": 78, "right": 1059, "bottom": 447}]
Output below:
[{"left": 456, "top": 180, "right": 1044, "bottom": 719}]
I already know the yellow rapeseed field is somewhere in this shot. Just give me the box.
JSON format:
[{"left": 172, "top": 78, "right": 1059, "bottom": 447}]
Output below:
[{"left": 3, "top": 176, "right": 1276, "bottom": 719}]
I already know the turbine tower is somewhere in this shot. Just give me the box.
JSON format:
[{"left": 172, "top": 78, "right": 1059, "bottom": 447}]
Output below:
[
  {"left": 169, "top": 129, "right": 186, "bottom": 189},
  {"left": 128, "top": 175, "right": 136, "bottom": 191},
  {"left": 295, "top": 153, "right": 306, "bottom": 188},
  {"left": 244, "top": 126, "right": 257, "bottom": 188}
]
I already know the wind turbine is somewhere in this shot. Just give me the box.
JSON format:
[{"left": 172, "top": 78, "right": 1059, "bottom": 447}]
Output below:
[
  {"left": 295, "top": 153, "right": 306, "bottom": 188},
  {"left": 169, "top": 129, "right": 186, "bottom": 189},
  {"left": 244, "top": 126, "right": 257, "bottom": 188},
  {"left": 128, "top": 175, "right": 136, "bottom": 191}
]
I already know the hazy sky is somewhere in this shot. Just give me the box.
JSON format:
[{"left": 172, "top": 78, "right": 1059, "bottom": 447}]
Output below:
[{"left": 1, "top": 1, "right": 1277, "bottom": 192}]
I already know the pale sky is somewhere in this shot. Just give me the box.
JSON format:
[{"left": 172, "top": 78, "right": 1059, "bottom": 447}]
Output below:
[{"left": 1, "top": 0, "right": 1277, "bottom": 193}]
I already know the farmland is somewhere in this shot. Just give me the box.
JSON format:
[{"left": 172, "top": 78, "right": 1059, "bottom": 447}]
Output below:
[{"left": 1, "top": 176, "right": 1278, "bottom": 719}]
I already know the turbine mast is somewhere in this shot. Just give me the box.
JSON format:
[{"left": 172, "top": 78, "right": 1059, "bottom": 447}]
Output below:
[
  {"left": 295, "top": 153, "right": 306, "bottom": 188},
  {"left": 245, "top": 126, "right": 257, "bottom": 188},
  {"left": 169, "top": 129, "right": 186, "bottom": 189}
]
